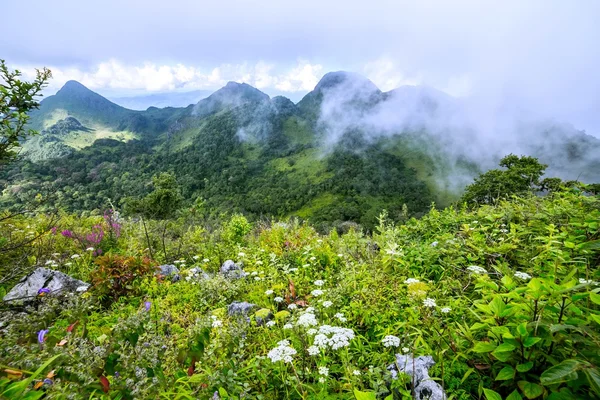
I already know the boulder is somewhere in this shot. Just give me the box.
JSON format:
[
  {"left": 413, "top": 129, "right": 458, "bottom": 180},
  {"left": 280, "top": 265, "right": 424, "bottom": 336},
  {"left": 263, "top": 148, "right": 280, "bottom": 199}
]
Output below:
[
  {"left": 227, "top": 301, "right": 257, "bottom": 317},
  {"left": 156, "top": 264, "right": 180, "bottom": 282},
  {"left": 388, "top": 354, "right": 447, "bottom": 400},
  {"left": 188, "top": 267, "right": 210, "bottom": 280},
  {"left": 3, "top": 267, "right": 90, "bottom": 303},
  {"left": 220, "top": 260, "right": 246, "bottom": 279}
]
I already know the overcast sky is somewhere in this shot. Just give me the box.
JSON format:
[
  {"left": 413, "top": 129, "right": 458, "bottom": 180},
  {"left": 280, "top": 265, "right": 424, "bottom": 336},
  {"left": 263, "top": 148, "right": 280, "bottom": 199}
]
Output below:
[{"left": 2, "top": 0, "right": 599, "bottom": 135}]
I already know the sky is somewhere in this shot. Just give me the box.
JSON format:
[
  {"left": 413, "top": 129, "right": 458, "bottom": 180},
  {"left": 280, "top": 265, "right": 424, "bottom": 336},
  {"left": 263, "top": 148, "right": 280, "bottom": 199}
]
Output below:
[{"left": 2, "top": 0, "right": 600, "bottom": 135}]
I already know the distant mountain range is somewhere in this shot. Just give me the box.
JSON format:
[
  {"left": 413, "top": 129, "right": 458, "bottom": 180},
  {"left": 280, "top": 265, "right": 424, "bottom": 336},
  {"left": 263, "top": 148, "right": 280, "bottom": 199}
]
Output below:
[
  {"left": 108, "top": 90, "right": 212, "bottom": 111},
  {"left": 6, "top": 71, "right": 599, "bottom": 228}
]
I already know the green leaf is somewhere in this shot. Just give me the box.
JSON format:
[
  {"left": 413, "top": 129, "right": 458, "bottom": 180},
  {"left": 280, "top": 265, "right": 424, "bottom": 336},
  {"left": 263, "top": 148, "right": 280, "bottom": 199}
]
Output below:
[
  {"left": 583, "top": 368, "right": 600, "bottom": 396},
  {"left": 473, "top": 342, "right": 497, "bottom": 353},
  {"left": 580, "top": 239, "right": 600, "bottom": 250},
  {"left": 495, "top": 343, "right": 516, "bottom": 352},
  {"left": 540, "top": 360, "right": 580, "bottom": 385},
  {"left": 523, "top": 337, "right": 542, "bottom": 347},
  {"left": 517, "top": 322, "right": 528, "bottom": 337},
  {"left": 506, "top": 390, "right": 523, "bottom": 400},
  {"left": 483, "top": 388, "right": 503, "bottom": 400},
  {"left": 517, "top": 362, "right": 534, "bottom": 372},
  {"left": 353, "top": 389, "right": 377, "bottom": 400},
  {"left": 496, "top": 366, "right": 516, "bottom": 381},
  {"left": 384, "top": 395, "right": 393, "bottom": 400},
  {"left": 591, "top": 314, "right": 600, "bottom": 325},
  {"left": 492, "top": 351, "right": 514, "bottom": 362},
  {"left": 517, "top": 381, "right": 544, "bottom": 399},
  {"left": 590, "top": 292, "right": 600, "bottom": 305}
]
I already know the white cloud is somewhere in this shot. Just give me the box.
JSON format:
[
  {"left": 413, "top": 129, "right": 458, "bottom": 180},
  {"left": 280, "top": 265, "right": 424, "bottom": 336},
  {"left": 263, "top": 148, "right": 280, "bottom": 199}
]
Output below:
[
  {"left": 363, "top": 57, "right": 422, "bottom": 91},
  {"left": 16, "top": 59, "right": 324, "bottom": 95}
]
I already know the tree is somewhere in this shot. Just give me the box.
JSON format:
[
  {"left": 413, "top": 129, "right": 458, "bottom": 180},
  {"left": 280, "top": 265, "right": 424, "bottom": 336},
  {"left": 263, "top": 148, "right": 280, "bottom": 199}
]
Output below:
[
  {"left": 461, "top": 154, "right": 548, "bottom": 205},
  {"left": 0, "top": 60, "right": 51, "bottom": 164}
]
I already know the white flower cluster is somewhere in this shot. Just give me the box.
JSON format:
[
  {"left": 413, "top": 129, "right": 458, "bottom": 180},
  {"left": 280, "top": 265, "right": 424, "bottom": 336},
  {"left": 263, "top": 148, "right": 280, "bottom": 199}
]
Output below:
[
  {"left": 514, "top": 271, "right": 532, "bottom": 280},
  {"left": 353, "top": 370, "right": 361, "bottom": 376},
  {"left": 45, "top": 260, "right": 59, "bottom": 267},
  {"left": 322, "top": 301, "right": 333, "bottom": 308},
  {"left": 579, "top": 278, "right": 599, "bottom": 285},
  {"left": 297, "top": 312, "right": 318, "bottom": 327},
  {"left": 173, "top": 259, "right": 185, "bottom": 264},
  {"left": 210, "top": 315, "right": 222, "bottom": 328},
  {"left": 266, "top": 321, "right": 276, "bottom": 327},
  {"left": 283, "top": 323, "right": 293, "bottom": 330},
  {"left": 404, "top": 278, "right": 420, "bottom": 284},
  {"left": 314, "top": 280, "right": 324, "bottom": 286},
  {"left": 334, "top": 313, "right": 347, "bottom": 322},
  {"left": 313, "top": 325, "right": 355, "bottom": 350},
  {"left": 288, "top": 304, "right": 297, "bottom": 310},
  {"left": 423, "top": 298, "right": 437, "bottom": 308},
  {"left": 440, "top": 307, "right": 451, "bottom": 313},
  {"left": 382, "top": 335, "right": 400, "bottom": 347},
  {"left": 274, "top": 297, "right": 284, "bottom": 303},
  {"left": 307, "top": 345, "right": 320, "bottom": 355},
  {"left": 71, "top": 254, "right": 81, "bottom": 259},
  {"left": 86, "top": 247, "right": 95, "bottom": 251},
  {"left": 265, "top": 289, "right": 274, "bottom": 295},
  {"left": 467, "top": 265, "right": 487, "bottom": 274},
  {"left": 267, "top": 340, "right": 297, "bottom": 363},
  {"left": 318, "top": 366, "right": 329, "bottom": 376},
  {"left": 311, "top": 289, "right": 324, "bottom": 297}
]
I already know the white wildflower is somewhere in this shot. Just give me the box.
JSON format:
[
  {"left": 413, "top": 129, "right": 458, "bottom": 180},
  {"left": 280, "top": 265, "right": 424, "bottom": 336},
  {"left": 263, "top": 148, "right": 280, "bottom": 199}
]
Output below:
[
  {"left": 297, "top": 312, "right": 318, "bottom": 327},
  {"left": 311, "top": 289, "right": 324, "bottom": 297},
  {"left": 193, "top": 255, "right": 200, "bottom": 260},
  {"left": 441, "top": 307, "right": 451, "bottom": 313},
  {"left": 283, "top": 323, "right": 293, "bottom": 330},
  {"left": 404, "top": 278, "right": 420, "bottom": 284},
  {"left": 382, "top": 335, "right": 400, "bottom": 348},
  {"left": 309, "top": 256, "right": 316, "bottom": 261},
  {"left": 211, "top": 320, "right": 223, "bottom": 328},
  {"left": 267, "top": 341, "right": 297, "bottom": 363},
  {"left": 307, "top": 328, "right": 317, "bottom": 335},
  {"left": 307, "top": 345, "right": 320, "bottom": 355},
  {"left": 71, "top": 254, "right": 80, "bottom": 259},
  {"left": 238, "top": 252, "right": 246, "bottom": 257},
  {"left": 314, "top": 280, "right": 324, "bottom": 286},
  {"left": 423, "top": 298, "right": 437, "bottom": 308},
  {"left": 466, "top": 265, "right": 487, "bottom": 274},
  {"left": 579, "top": 278, "right": 592, "bottom": 284},
  {"left": 319, "top": 377, "right": 326, "bottom": 383},
  {"left": 337, "top": 254, "right": 343, "bottom": 257},
  {"left": 318, "top": 366, "right": 329, "bottom": 376},
  {"left": 334, "top": 313, "right": 347, "bottom": 322},
  {"left": 86, "top": 247, "right": 94, "bottom": 251},
  {"left": 402, "top": 347, "right": 410, "bottom": 353},
  {"left": 266, "top": 321, "right": 276, "bottom": 327},
  {"left": 254, "top": 277, "right": 261, "bottom": 281},
  {"left": 322, "top": 301, "right": 333, "bottom": 308},
  {"left": 431, "top": 241, "right": 438, "bottom": 247},
  {"left": 305, "top": 307, "right": 315, "bottom": 313},
  {"left": 313, "top": 325, "right": 355, "bottom": 350},
  {"left": 288, "top": 304, "right": 297, "bottom": 310},
  {"left": 65, "top": 262, "right": 72, "bottom": 266},
  {"left": 203, "top": 258, "right": 210, "bottom": 263},
  {"left": 515, "top": 271, "right": 532, "bottom": 280},
  {"left": 265, "top": 290, "right": 274, "bottom": 295},
  {"left": 274, "top": 297, "right": 284, "bottom": 303},
  {"left": 353, "top": 370, "right": 361, "bottom": 376},
  {"left": 45, "top": 260, "right": 54, "bottom": 265}
]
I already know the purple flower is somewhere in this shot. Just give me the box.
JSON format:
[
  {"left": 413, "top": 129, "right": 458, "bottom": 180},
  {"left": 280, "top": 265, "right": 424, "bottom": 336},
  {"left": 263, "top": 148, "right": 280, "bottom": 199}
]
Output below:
[
  {"left": 43, "top": 378, "right": 53, "bottom": 385},
  {"left": 61, "top": 230, "right": 73, "bottom": 238},
  {"left": 38, "top": 329, "right": 49, "bottom": 343},
  {"left": 37, "top": 288, "right": 51, "bottom": 295},
  {"left": 114, "top": 371, "right": 120, "bottom": 378},
  {"left": 144, "top": 301, "right": 151, "bottom": 311},
  {"left": 51, "top": 226, "right": 58, "bottom": 235}
]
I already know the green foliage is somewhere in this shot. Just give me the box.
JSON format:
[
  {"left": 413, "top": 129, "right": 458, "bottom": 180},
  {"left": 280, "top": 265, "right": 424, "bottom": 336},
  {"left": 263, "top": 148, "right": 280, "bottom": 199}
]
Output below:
[
  {"left": 223, "top": 213, "right": 252, "bottom": 245},
  {"left": 0, "top": 60, "right": 51, "bottom": 164},
  {"left": 90, "top": 254, "right": 155, "bottom": 303},
  {"left": 461, "top": 154, "right": 548, "bottom": 205}
]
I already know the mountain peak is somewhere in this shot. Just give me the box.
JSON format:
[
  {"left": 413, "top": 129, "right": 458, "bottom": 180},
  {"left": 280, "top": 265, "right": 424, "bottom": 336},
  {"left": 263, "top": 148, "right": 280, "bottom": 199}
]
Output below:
[
  {"left": 57, "top": 80, "right": 94, "bottom": 96},
  {"left": 314, "top": 71, "right": 380, "bottom": 94},
  {"left": 193, "top": 81, "right": 270, "bottom": 117}
]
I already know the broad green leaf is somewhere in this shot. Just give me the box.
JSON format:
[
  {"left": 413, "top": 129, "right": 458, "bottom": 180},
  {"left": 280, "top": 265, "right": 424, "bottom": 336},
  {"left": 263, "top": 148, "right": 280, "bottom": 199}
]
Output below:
[
  {"left": 496, "top": 366, "right": 516, "bottom": 381},
  {"left": 580, "top": 239, "right": 600, "bottom": 250},
  {"left": 495, "top": 343, "right": 516, "bottom": 352},
  {"left": 517, "top": 362, "right": 534, "bottom": 372},
  {"left": 353, "top": 389, "right": 377, "bottom": 400},
  {"left": 483, "top": 388, "right": 503, "bottom": 400},
  {"left": 591, "top": 314, "right": 600, "bottom": 325},
  {"left": 540, "top": 360, "right": 580, "bottom": 385},
  {"left": 473, "top": 342, "right": 497, "bottom": 353},
  {"left": 523, "top": 337, "right": 542, "bottom": 347},
  {"left": 517, "top": 381, "right": 544, "bottom": 399},
  {"left": 492, "top": 351, "right": 514, "bottom": 362},
  {"left": 506, "top": 390, "right": 523, "bottom": 400},
  {"left": 590, "top": 292, "right": 600, "bottom": 305},
  {"left": 583, "top": 368, "right": 600, "bottom": 396},
  {"left": 517, "top": 322, "right": 528, "bottom": 337}
]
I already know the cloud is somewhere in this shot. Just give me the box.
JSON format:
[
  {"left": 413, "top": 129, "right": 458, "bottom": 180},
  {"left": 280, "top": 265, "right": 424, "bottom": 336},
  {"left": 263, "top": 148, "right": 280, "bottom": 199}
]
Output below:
[{"left": 16, "top": 59, "right": 325, "bottom": 96}]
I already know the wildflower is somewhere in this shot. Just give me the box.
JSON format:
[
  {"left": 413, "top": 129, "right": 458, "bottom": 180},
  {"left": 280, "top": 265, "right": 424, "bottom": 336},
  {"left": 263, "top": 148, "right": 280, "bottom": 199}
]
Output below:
[
  {"left": 86, "top": 247, "right": 94, "bottom": 251},
  {"left": 173, "top": 260, "right": 182, "bottom": 264},
  {"left": 311, "top": 289, "right": 324, "bottom": 297},
  {"left": 274, "top": 296, "right": 284, "bottom": 303},
  {"left": 238, "top": 252, "right": 246, "bottom": 257},
  {"left": 38, "top": 329, "right": 49, "bottom": 344},
  {"left": 466, "top": 265, "right": 487, "bottom": 274},
  {"left": 254, "top": 277, "right": 261, "bottom": 281},
  {"left": 431, "top": 241, "right": 438, "bottom": 247},
  {"left": 334, "top": 313, "right": 347, "bottom": 322},
  {"left": 265, "top": 289, "right": 274, "bottom": 295},
  {"left": 203, "top": 258, "right": 210, "bottom": 263},
  {"left": 314, "top": 280, "right": 324, "bottom": 286},
  {"left": 440, "top": 307, "right": 451, "bottom": 313},
  {"left": 307, "top": 345, "right": 320, "bottom": 355},
  {"left": 43, "top": 378, "right": 53, "bottom": 385},
  {"left": 283, "top": 323, "right": 293, "bottom": 329},
  {"left": 45, "top": 260, "right": 55, "bottom": 265},
  {"left": 144, "top": 301, "right": 151, "bottom": 311},
  {"left": 297, "top": 312, "right": 318, "bottom": 327},
  {"left": 288, "top": 304, "right": 297, "bottom": 310},
  {"left": 193, "top": 255, "right": 200, "bottom": 260},
  {"left": 337, "top": 254, "right": 343, "bottom": 257},
  {"left": 212, "top": 319, "right": 223, "bottom": 328},
  {"left": 318, "top": 366, "right": 329, "bottom": 376},
  {"left": 309, "top": 256, "right": 316, "bottom": 261},
  {"left": 65, "top": 262, "right": 72, "bottom": 266},
  {"left": 423, "top": 298, "right": 437, "bottom": 308},
  {"left": 267, "top": 341, "right": 297, "bottom": 363},
  {"left": 37, "top": 288, "right": 51, "bottom": 295},
  {"left": 71, "top": 254, "right": 81, "bottom": 259},
  {"left": 313, "top": 325, "right": 355, "bottom": 350},
  {"left": 382, "top": 335, "right": 400, "bottom": 347},
  {"left": 61, "top": 230, "right": 73, "bottom": 238},
  {"left": 353, "top": 370, "right": 361, "bottom": 376},
  {"left": 404, "top": 278, "right": 420, "bottom": 284},
  {"left": 307, "top": 328, "right": 317, "bottom": 335},
  {"left": 322, "top": 301, "right": 333, "bottom": 308},
  {"left": 402, "top": 347, "right": 410, "bottom": 353},
  {"left": 319, "top": 377, "right": 326, "bottom": 383},
  {"left": 579, "top": 278, "right": 592, "bottom": 284},
  {"left": 515, "top": 271, "right": 532, "bottom": 280},
  {"left": 266, "top": 321, "right": 276, "bottom": 327}
]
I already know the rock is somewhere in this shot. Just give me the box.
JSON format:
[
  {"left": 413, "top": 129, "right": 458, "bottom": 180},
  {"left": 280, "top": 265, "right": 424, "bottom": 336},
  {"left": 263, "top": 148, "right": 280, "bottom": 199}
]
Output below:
[
  {"left": 227, "top": 301, "right": 257, "bottom": 317},
  {"left": 388, "top": 354, "right": 447, "bottom": 400},
  {"left": 188, "top": 267, "right": 210, "bottom": 280},
  {"left": 220, "top": 260, "right": 246, "bottom": 279},
  {"left": 3, "top": 267, "right": 90, "bottom": 303},
  {"left": 156, "top": 264, "right": 180, "bottom": 282}
]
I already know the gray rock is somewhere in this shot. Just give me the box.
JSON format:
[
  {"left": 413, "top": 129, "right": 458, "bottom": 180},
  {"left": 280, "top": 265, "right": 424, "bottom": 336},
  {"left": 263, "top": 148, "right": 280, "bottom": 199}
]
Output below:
[
  {"left": 220, "top": 260, "right": 246, "bottom": 279},
  {"left": 3, "top": 267, "right": 90, "bottom": 303},
  {"left": 227, "top": 301, "right": 257, "bottom": 317},
  {"left": 388, "top": 354, "right": 446, "bottom": 400},
  {"left": 156, "top": 264, "right": 180, "bottom": 282},
  {"left": 188, "top": 267, "right": 210, "bottom": 280}
]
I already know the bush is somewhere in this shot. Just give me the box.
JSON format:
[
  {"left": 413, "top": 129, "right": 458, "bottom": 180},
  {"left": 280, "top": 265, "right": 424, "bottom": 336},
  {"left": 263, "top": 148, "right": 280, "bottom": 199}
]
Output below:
[{"left": 90, "top": 254, "right": 155, "bottom": 303}]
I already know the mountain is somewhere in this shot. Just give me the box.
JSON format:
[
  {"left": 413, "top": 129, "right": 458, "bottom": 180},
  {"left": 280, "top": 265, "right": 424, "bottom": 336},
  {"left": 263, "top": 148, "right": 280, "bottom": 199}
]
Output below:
[
  {"left": 108, "top": 90, "right": 212, "bottom": 110},
  {"left": 4, "top": 73, "right": 600, "bottom": 229}
]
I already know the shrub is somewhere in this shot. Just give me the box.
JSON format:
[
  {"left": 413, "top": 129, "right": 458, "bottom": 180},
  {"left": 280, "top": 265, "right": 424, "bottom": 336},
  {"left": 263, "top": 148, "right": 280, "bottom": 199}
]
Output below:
[{"left": 90, "top": 254, "right": 155, "bottom": 303}]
